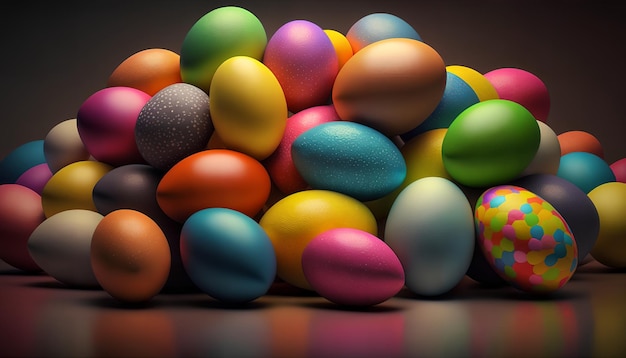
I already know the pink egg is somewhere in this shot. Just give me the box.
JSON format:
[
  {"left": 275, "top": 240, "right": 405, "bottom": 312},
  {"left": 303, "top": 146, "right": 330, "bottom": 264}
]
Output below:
[
  {"left": 263, "top": 104, "right": 340, "bottom": 194},
  {"left": 263, "top": 20, "right": 338, "bottom": 113},
  {"left": 15, "top": 163, "right": 53, "bottom": 195},
  {"left": 76, "top": 87, "right": 151, "bottom": 166},
  {"left": 611, "top": 158, "right": 626, "bottom": 183},
  {"left": 484, "top": 67, "right": 550, "bottom": 122},
  {"left": 302, "top": 228, "right": 405, "bottom": 306}
]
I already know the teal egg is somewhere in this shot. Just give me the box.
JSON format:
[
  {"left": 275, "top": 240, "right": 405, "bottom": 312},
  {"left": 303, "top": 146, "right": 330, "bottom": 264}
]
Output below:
[
  {"left": 0, "top": 140, "right": 46, "bottom": 185},
  {"left": 292, "top": 121, "right": 406, "bottom": 201},
  {"left": 557, "top": 151, "right": 616, "bottom": 193},
  {"left": 180, "top": 207, "right": 276, "bottom": 303}
]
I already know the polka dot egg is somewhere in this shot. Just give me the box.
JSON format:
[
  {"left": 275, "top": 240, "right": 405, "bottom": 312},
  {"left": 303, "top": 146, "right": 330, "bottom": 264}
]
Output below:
[{"left": 474, "top": 185, "right": 578, "bottom": 293}]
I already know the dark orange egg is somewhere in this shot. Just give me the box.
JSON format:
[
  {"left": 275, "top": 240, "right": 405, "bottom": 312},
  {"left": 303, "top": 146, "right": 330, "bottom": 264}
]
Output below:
[{"left": 107, "top": 48, "right": 182, "bottom": 96}]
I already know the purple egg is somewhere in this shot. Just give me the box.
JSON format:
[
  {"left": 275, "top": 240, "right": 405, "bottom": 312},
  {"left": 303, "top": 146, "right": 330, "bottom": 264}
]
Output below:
[
  {"left": 15, "top": 163, "right": 53, "bottom": 195},
  {"left": 263, "top": 20, "right": 338, "bottom": 113}
]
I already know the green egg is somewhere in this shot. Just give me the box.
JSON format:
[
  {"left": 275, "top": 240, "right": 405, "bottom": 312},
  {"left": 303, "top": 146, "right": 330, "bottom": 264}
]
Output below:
[
  {"left": 441, "top": 99, "right": 540, "bottom": 188},
  {"left": 180, "top": 6, "right": 267, "bottom": 92}
]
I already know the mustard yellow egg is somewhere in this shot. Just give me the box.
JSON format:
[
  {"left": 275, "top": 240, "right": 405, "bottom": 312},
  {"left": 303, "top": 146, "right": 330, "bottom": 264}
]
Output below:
[
  {"left": 446, "top": 65, "right": 499, "bottom": 102},
  {"left": 209, "top": 55, "right": 288, "bottom": 160},
  {"left": 259, "top": 189, "right": 377, "bottom": 290},
  {"left": 41, "top": 160, "right": 113, "bottom": 218},
  {"left": 324, "top": 29, "right": 353, "bottom": 70}
]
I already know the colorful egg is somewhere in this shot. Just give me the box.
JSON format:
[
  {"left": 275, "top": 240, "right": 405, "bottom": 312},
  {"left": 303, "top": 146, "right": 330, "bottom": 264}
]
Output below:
[
  {"left": 511, "top": 174, "right": 599, "bottom": 262},
  {"left": 43, "top": 119, "right": 90, "bottom": 173},
  {"left": 441, "top": 99, "right": 541, "bottom": 188},
  {"left": 76, "top": 87, "right": 151, "bottom": 166},
  {"left": 27, "top": 209, "right": 103, "bottom": 287},
  {"left": 556, "top": 152, "right": 615, "bottom": 193},
  {"left": 484, "top": 67, "right": 551, "bottom": 122},
  {"left": 263, "top": 104, "right": 340, "bottom": 194},
  {"left": 0, "top": 140, "right": 46, "bottom": 185},
  {"left": 401, "top": 71, "right": 479, "bottom": 141},
  {"left": 209, "top": 56, "right": 287, "bottom": 160},
  {"left": 156, "top": 149, "right": 271, "bottom": 223},
  {"left": 345, "top": 13, "right": 422, "bottom": 53},
  {"left": 323, "top": 29, "right": 353, "bottom": 69},
  {"left": 557, "top": 130, "right": 604, "bottom": 158},
  {"left": 385, "top": 177, "right": 475, "bottom": 296},
  {"left": 302, "top": 228, "right": 404, "bottom": 306},
  {"left": 259, "top": 189, "right": 377, "bottom": 290},
  {"left": 446, "top": 65, "right": 499, "bottom": 102},
  {"left": 180, "top": 208, "right": 276, "bottom": 303},
  {"left": 588, "top": 182, "right": 626, "bottom": 268},
  {"left": 179, "top": 6, "right": 267, "bottom": 92},
  {"left": 41, "top": 160, "right": 113, "bottom": 218},
  {"left": 91, "top": 209, "right": 171, "bottom": 303},
  {"left": 135, "top": 83, "right": 213, "bottom": 171},
  {"left": 16, "top": 163, "right": 52, "bottom": 195},
  {"left": 518, "top": 121, "right": 561, "bottom": 176},
  {"left": 291, "top": 121, "right": 406, "bottom": 201},
  {"left": 332, "top": 38, "right": 446, "bottom": 136},
  {"left": 474, "top": 185, "right": 578, "bottom": 293},
  {"left": 610, "top": 158, "right": 626, "bottom": 183},
  {"left": 263, "top": 20, "right": 338, "bottom": 113},
  {"left": 107, "top": 48, "right": 182, "bottom": 96},
  {"left": 0, "top": 184, "right": 44, "bottom": 272}
]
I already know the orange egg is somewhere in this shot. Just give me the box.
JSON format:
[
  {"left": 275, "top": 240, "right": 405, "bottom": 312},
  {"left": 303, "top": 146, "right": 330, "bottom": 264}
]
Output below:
[
  {"left": 90, "top": 209, "right": 171, "bottom": 303},
  {"left": 557, "top": 130, "right": 604, "bottom": 158},
  {"left": 106, "top": 48, "right": 182, "bottom": 96}
]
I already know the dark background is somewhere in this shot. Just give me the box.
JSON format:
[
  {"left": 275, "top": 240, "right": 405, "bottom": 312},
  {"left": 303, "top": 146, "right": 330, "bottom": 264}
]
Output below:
[{"left": 1, "top": 0, "right": 624, "bottom": 163}]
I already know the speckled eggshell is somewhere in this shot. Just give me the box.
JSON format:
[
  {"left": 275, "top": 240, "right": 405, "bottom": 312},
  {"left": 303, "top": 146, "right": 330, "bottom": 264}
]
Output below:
[
  {"left": 135, "top": 83, "right": 213, "bottom": 171},
  {"left": 291, "top": 121, "right": 406, "bottom": 201},
  {"left": 263, "top": 20, "right": 338, "bottom": 113},
  {"left": 302, "top": 228, "right": 405, "bottom": 306},
  {"left": 43, "top": 119, "right": 90, "bottom": 173},
  {"left": 384, "top": 177, "right": 475, "bottom": 296}
]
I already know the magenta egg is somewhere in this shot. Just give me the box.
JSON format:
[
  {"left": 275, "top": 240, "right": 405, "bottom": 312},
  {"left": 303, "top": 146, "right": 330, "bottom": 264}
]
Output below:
[
  {"left": 76, "top": 86, "right": 151, "bottom": 166},
  {"left": 611, "top": 158, "right": 626, "bottom": 183},
  {"left": 263, "top": 20, "right": 338, "bottom": 113},
  {"left": 302, "top": 228, "right": 405, "bottom": 306},
  {"left": 16, "top": 163, "right": 53, "bottom": 195}
]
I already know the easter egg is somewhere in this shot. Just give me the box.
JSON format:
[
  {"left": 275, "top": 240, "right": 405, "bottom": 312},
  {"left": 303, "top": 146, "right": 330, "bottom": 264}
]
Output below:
[
  {"left": 210, "top": 56, "right": 287, "bottom": 160},
  {"left": 135, "top": 83, "right": 213, "bottom": 171},
  {"left": 263, "top": 20, "right": 338, "bottom": 113},
  {"left": 91, "top": 209, "right": 171, "bottom": 303},
  {"left": 263, "top": 104, "right": 340, "bottom": 194},
  {"left": 323, "top": 29, "right": 353, "bottom": 69},
  {"left": 43, "top": 119, "right": 90, "bottom": 173},
  {"left": 345, "top": 13, "right": 422, "bottom": 53},
  {"left": 474, "top": 185, "right": 578, "bottom": 293},
  {"left": 332, "top": 38, "right": 446, "bottom": 136},
  {"left": 441, "top": 99, "right": 541, "bottom": 188},
  {"left": 41, "top": 160, "right": 113, "bottom": 218},
  {"left": 588, "top": 182, "right": 626, "bottom": 268},
  {"left": 180, "top": 208, "right": 276, "bottom": 303},
  {"left": 259, "top": 189, "right": 377, "bottom": 290},
  {"left": 446, "top": 65, "right": 499, "bottom": 102},
  {"left": 107, "top": 48, "right": 182, "bottom": 96},
  {"left": 0, "top": 140, "right": 46, "bottom": 185},
  {"left": 401, "top": 71, "right": 480, "bottom": 141},
  {"left": 484, "top": 67, "right": 551, "bottom": 122},
  {"left": 611, "top": 158, "right": 626, "bottom": 183},
  {"left": 385, "top": 177, "right": 475, "bottom": 296},
  {"left": 511, "top": 174, "right": 600, "bottom": 262},
  {"left": 27, "top": 209, "right": 103, "bottom": 287},
  {"left": 180, "top": 6, "right": 267, "bottom": 92},
  {"left": 557, "top": 130, "right": 604, "bottom": 158},
  {"left": 16, "top": 163, "right": 52, "bottom": 195},
  {"left": 301, "top": 228, "right": 404, "bottom": 306},
  {"left": 518, "top": 121, "right": 561, "bottom": 176},
  {"left": 291, "top": 121, "right": 406, "bottom": 201},
  {"left": 0, "top": 184, "right": 44, "bottom": 272},
  {"left": 556, "top": 152, "right": 615, "bottom": 193},
  {"left": 157, "top": 149, "right": 271, "bottom": 223},
  {"left": 76, "top": 86, "right": 150, "bottom": 166}
]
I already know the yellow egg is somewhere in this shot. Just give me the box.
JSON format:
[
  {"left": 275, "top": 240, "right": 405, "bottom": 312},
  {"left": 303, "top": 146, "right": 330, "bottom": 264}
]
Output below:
[
  {"left": 446, "top": 65, "right": 499, "bottom": 102},
  {"left": 41, "top": 160, "right": 113, "bottom": 218},
  {"left": 209, "top": 55, "right": 288, "bottom": 160},
  {"left": 324, "top": 29, "right": 353, "bottom": 70},
  {"left": 588, "top": 182, "right": 626, "bottom": 268},
  {"left": 259, "top": 189, "right": 377, "bottom": 290}
]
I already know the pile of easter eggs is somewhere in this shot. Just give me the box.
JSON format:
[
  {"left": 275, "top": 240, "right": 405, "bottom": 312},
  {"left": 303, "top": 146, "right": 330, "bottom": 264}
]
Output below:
[{"left": 1, "top": 6, "right": 625, "bottom": 306}]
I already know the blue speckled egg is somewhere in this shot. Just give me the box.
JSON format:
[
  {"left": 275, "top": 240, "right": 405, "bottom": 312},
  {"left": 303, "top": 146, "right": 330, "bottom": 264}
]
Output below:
[
  {"left": 180, "top": 207, "right": 276, "bottom": 303},
  {"left": 291, "top": 121, "right": 406, "bottom": 201}
]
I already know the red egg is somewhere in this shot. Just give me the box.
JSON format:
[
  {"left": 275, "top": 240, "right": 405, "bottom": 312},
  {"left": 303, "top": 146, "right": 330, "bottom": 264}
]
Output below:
[
  {"left": 610, "top": 158, "right": 626, "bottom": 183},
  {"left": 157, "top": 149, "right": 271, "bottom": 223}
]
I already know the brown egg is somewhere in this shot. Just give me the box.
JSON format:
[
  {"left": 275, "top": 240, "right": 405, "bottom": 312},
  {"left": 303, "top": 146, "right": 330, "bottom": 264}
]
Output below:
[
  {"left": 107, "top": 48, "right": 182, "bottom": 96},
  {"left": 91, "top": 209, "right": 171, "bottom": 303}
]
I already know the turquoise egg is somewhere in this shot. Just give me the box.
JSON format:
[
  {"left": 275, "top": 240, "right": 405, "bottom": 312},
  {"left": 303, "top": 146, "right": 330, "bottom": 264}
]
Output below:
[
  {"left": 557, "top": 151, "right": 616, "bottom": 193},
  {"left": 180, "top": 207, "right": 276, "bottom": 303},
  {"left": 0, "top": 140, "right": 46, "bottom": 185},
  {"left": 291, "top": 121, "right": 406, "bottom": 201}
]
